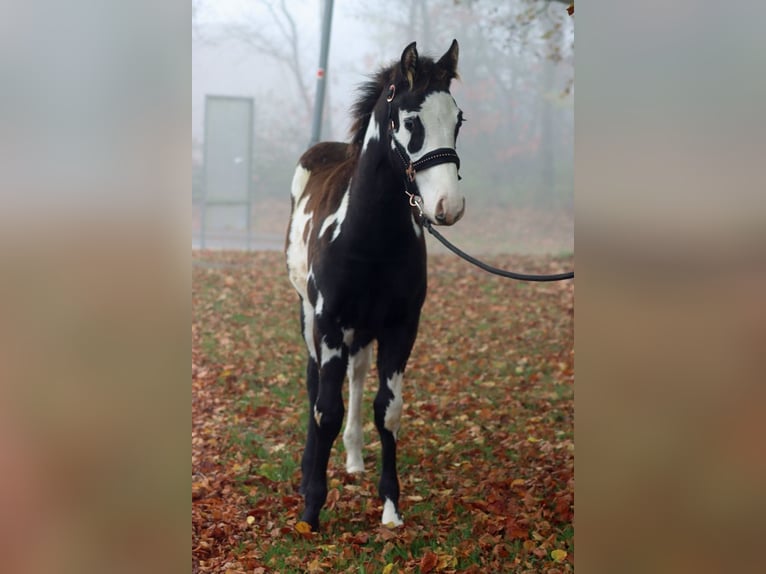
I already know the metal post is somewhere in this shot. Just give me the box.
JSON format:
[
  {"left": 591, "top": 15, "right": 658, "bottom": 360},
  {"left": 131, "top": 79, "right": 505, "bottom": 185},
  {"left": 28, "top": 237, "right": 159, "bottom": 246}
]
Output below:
[{"left": 309, "top": 0, "right": 334, "bottom": 146}]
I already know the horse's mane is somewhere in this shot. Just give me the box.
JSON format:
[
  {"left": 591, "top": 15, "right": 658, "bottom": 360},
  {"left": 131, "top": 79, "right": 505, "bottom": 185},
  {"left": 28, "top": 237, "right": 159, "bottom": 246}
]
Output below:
[{"left": 348, "top": 55, "right": 456, "bottom": 156}]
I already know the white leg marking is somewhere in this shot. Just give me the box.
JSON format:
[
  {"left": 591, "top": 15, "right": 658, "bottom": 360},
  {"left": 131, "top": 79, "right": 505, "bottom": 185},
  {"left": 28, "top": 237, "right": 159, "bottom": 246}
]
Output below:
[
  {"left": 382, "top": 498, "right": 403, "bottom": 527},
  {"left": 318, "top": 187, "right": 350, "bottom": 242},
  {"left": 343, "top": 344, "right": 372, "bottom": 474},
  {"left": 384, "top": 371, "right": 404, "bottom": 438},
  {"left": 301, "top": 299, "right": 317, "bottom": 362},
  {"left": 320, "top": 338, "right": 342, "bottom": 367},
  {"left": 313, "top": 404, "right": 322, "bottom": 427}
]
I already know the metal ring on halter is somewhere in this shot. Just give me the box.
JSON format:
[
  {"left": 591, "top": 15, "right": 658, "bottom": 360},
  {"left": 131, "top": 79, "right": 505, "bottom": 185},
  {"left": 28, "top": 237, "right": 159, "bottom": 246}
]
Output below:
[
  {"left": 406, "top": 191, "right": 424, "bottom": 217},
  {"left": 386, "top": 84, "right": 396, "bottom": 102}
]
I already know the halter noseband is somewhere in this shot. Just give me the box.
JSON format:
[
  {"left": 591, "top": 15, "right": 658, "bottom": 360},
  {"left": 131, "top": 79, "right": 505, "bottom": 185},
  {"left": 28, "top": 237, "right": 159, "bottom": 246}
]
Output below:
[{"left": 385, "top": 84, "right": 461, "bottom": 218}]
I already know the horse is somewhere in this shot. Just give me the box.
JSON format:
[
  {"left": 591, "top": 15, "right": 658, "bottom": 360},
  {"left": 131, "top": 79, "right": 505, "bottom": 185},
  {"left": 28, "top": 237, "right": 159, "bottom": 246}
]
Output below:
[{"left": 285, "top": 40, "right": 465, "bottom": 531}]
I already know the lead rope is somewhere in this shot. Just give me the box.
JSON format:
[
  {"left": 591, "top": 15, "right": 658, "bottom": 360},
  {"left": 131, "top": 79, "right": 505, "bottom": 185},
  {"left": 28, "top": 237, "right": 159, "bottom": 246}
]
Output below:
[
  {"left": 387, "top": 83, "right": 574, "bottom": 282},
  {"left": 421, "top": 218, "right": 574, "bottom": 282}
]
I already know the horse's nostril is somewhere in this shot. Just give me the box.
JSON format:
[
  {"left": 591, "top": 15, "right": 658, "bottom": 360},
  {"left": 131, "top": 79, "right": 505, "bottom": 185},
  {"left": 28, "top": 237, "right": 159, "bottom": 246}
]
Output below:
[{"left": 435, "top": 198, "right": 446, "bottom": 222}]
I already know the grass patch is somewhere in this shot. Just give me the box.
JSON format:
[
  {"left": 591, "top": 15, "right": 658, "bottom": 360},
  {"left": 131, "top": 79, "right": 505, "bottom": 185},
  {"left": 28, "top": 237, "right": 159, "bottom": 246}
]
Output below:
[{"left": 193, "top": 251, "right": 574, "bottom": 573}]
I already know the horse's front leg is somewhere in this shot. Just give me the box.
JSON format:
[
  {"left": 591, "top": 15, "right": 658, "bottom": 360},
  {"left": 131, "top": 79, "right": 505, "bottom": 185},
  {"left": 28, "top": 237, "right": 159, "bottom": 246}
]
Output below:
[
  {"left": 343, "top": 342, "right": 373, "bottom": 474},
  {"left": 374, "top": 322, "right": 418, "bottom": 527},
  {"left": 301, "top": 325, "right": 348, "bottom": 531}
]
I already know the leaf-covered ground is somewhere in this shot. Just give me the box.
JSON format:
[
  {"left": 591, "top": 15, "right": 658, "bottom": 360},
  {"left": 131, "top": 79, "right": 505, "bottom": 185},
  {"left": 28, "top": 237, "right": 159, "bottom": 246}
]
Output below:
[{"left": 192, "top": 250, "right": 574, "bottom": 573}]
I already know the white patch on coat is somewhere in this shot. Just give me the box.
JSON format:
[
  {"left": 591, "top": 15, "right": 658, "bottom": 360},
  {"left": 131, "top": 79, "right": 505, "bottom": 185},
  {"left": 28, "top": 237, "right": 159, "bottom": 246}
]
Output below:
[
  {"left": 290, "top": 164, "right": 310, "bottom": 200},
  {"left": 318, "top": 186, "right": 350, "bottom": 242},
  {"left": 384, "top": 371, "right": 404, "bottom": 438},
  {"left": 301, "top": 298, "right": 317, "bottom": 362},
  {"left": 382, "top": 498, "right": 403, "bottom": 527},
  {"left": 392, "top": 92, "right": 464, "bottom": 225},
  {"left": 362, "top": 116, "right": 379, "bottom": 153},
  {"left": 343, "top": 343, "right": 373, "bottom": 474},
  {"left": 411, "top": 213, "right": 422, "bottom": 237},
  {"left": 315, "top": 290, "right": 324, "bottom": 317},
  {"left": 320, "top": 338, "right": 342, "bottom": 367},
  {"left": 286, "top": 166, "right": 313, "bottom": 300},
  {"left": 313, "top": 404, "right": 322, "bottom": 427},
  {"left": 342, "top": 328, "right": 355, "bottom": 347}
]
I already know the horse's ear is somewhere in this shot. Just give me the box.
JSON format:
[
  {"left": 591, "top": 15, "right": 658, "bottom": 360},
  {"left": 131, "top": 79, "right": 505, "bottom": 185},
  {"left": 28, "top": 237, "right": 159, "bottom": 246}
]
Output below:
[
  {"left": 437, "top": 39, "right": 459, "bottom": 78},
  {"left": 400, "top": 42, "right": 418, "bottom": 89}
]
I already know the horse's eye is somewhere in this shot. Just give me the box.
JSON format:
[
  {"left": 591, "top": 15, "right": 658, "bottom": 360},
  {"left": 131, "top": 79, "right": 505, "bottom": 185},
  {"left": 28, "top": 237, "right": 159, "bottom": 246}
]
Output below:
[{"left": 403, "top": 118, "right": 415, "bottom": 131}]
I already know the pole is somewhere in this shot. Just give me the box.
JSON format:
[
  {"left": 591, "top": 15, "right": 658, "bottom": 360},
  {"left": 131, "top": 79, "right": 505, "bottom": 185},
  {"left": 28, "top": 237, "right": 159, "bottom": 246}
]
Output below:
[{"left": 309, "top": 0, "right": 334, "bottom": 146}]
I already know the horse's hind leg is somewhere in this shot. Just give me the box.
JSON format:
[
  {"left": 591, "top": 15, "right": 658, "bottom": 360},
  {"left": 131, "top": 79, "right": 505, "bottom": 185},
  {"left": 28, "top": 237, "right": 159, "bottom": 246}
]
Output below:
[
  {"left": 343, "top": 343, "right": 373, "bottom": 474},
  {"left": 299, "top": 355, "right": 319, "bottom": 495},
  {"left": 298, "top": 300, "right": 319, "bottom": 495}
]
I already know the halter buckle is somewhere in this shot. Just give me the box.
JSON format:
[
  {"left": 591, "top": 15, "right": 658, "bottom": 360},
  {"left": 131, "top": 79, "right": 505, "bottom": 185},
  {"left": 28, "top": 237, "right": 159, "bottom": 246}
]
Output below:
[{"left": 405, "top": 164, "right": 416, "bottom": 182}]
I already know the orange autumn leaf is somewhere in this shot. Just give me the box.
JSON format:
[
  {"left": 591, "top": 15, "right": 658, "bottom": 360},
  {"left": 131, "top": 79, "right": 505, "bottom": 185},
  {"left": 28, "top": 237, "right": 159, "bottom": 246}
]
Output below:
[
  {"left": 420, "top": 550, "right": 438, "bottom": 574},
  {"left": 295, "top": 521, "right": 312, "bottom": 534}
]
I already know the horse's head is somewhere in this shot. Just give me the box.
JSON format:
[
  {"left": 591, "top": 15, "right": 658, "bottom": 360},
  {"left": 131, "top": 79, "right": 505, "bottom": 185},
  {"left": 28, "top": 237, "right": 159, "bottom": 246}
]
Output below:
[{"left": 385, "top": 40, "right": 466, "bottom": 226}]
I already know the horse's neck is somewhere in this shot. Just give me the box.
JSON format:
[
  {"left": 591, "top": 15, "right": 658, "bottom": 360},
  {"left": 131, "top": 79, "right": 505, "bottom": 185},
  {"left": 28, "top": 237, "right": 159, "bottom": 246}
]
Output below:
[{"left": 349, "top": 146, "right": 416, "bottom": 243}]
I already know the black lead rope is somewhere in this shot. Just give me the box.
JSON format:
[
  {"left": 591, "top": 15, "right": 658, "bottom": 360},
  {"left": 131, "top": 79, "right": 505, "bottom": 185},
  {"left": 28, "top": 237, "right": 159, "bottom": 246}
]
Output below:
[
  {"left": 386, "top": 83, "right": 573, "bottom": 282},
  {"left": 422, "top": 218, "right": 575, "bottom": 282}
]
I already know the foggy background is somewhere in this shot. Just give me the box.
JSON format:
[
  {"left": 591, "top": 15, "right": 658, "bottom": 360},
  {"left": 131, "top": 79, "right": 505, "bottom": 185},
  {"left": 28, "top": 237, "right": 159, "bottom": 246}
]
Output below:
[{"left": 192, "top": 0, "right": 573, "bottom": 253}]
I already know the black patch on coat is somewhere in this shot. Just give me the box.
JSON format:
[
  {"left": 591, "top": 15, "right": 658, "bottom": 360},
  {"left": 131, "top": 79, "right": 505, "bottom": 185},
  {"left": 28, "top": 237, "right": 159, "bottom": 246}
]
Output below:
[{"left": 406, "top": 116, "right": 424, "bottom": 153}]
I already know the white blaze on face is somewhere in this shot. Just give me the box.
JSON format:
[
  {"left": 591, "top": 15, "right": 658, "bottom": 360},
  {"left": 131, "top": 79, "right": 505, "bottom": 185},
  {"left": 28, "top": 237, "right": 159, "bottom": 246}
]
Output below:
[
  {"left": 383, "top": 371, "right": 404, "bottom": 438},
  {"left": 393, "top": 91, "right": 464, "bottom": 225}
]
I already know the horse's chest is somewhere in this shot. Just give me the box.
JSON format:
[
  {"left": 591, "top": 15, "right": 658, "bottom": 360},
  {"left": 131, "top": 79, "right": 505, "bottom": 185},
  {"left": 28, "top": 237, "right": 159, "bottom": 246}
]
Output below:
[{"left": 317, "top": 260, "right": 425, "bottom": 331}]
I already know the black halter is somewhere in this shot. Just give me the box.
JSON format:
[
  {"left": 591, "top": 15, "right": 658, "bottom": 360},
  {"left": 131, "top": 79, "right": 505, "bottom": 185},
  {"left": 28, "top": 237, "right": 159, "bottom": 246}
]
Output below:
[{"left": 385, "top": 84, "right": 461, "bottom": 213}]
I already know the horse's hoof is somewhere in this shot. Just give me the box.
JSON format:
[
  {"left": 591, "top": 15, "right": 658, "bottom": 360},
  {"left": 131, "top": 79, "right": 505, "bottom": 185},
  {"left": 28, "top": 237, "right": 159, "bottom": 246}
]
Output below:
[{"left": 381, "top": 498, "right": 404, "bottom": 527}]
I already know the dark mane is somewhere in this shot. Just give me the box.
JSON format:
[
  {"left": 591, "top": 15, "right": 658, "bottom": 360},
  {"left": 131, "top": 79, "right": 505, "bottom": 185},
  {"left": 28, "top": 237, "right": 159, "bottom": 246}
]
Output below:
[{"left": 348, "top": 55, "right": 457, "bottom": 154}]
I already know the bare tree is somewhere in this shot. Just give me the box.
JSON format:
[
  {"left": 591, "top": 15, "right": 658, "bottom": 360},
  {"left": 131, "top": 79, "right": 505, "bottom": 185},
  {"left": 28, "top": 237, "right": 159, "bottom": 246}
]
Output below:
[{"left": 227, "top": 0, "right": 314, "bottom": 118}]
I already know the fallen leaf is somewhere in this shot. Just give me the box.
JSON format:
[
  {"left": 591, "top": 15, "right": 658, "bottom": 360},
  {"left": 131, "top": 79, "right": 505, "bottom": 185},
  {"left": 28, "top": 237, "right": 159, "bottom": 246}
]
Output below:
[
  {"left": 551, "top": 549, "right": 567, "bottom": 562},
  {"left": 295, "top": 521, "right": 312, "bottom": 534},
  {"left": 420, "top": 551, "right": 438, "bottom": 574}
]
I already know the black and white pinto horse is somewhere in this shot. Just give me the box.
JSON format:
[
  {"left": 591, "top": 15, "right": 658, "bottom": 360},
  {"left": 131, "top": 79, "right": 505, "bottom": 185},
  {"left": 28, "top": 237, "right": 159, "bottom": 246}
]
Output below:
[{"left": 285, "top": 40, "right": 465, "bottom": 531}]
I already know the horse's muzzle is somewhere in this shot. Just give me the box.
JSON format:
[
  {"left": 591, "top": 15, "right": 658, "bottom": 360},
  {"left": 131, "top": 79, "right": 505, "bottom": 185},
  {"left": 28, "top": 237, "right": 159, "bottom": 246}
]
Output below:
[{"left": 434, "top": 197, "right": 465, "bottom": 226}]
